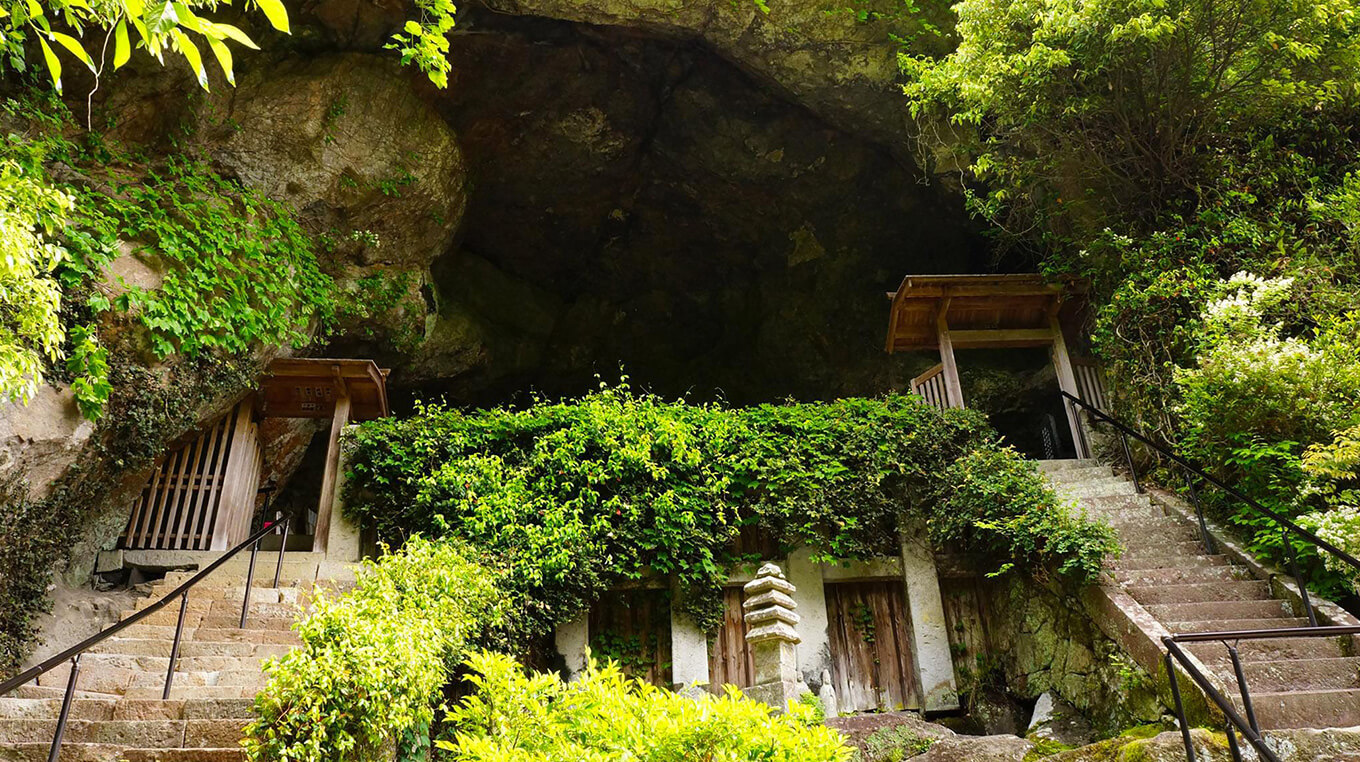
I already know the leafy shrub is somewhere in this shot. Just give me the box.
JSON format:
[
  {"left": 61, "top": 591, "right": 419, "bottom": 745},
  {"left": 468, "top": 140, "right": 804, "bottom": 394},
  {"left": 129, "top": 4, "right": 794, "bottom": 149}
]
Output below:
[
  {"left": 244, "top": 538, "right": 503, "bottom": 762},
  {"left": 344, "top": 384, "right": 1116, "bottom": 646},
  {"left": 1170, "top": 274, "right": 1360, "bottom": 590},
  {"left": 436, "top": 651, "right": 852, "bottom": 762},
  {"left": 934, "top": 449, "right": 1118, "bottom": 582}
]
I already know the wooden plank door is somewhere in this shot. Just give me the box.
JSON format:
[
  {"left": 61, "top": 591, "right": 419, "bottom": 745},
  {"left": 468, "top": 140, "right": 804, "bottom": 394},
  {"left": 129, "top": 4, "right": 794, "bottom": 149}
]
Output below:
[
  {"left": 826, "top": 580, "right": 921, "bottom": 713},
  {"left": 938, "top": 577, "right": 993, "bottom": 684},
  {"left": 709, "top": 587, "right": 754, "bottom": 692},
  {"left": 588, "top": 589, "right": 673, "bottom": 687}
]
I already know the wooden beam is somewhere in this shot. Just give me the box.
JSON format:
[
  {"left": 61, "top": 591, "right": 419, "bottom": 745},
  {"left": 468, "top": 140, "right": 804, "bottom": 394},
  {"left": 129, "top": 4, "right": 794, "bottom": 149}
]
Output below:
[
  {"left": 312, "top": 385, "right": 352, "bottom": 554},
  {"left": 1048, "top": 316, "right": 1087, "bottom": 458},
  {"left": 935, "top": 301, "right": 965, "bottom": 409},
  {"left": 948, "top": 328, "right": 1057, "bottom": 348}
]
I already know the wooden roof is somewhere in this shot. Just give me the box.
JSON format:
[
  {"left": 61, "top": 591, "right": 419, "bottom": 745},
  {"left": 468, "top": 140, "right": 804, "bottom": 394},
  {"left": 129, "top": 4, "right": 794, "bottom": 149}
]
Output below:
[
  {"left": 885, "top": 274, "right": 1079, "bottom": 352},
  {"left": 259, "top": 358, "right": 390, "bottom": 421}
]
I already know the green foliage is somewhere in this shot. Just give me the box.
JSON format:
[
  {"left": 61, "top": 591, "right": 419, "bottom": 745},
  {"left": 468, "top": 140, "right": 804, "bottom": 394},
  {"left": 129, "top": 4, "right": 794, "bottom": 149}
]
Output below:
[
  {"left": 244, "top": 538, "right": 503, "bottom": 762},
  {"left": 0, "top": 0, "right": 286, "bottom": 94},
  {"left": 0, "top": 473, "right": 54, "bottom": 671},
  {"left": 64, "top": 155, "right": 335, "bottom": 360},
  {"left": 436, "top": 651, "right": 851, "bottom": 762},
  {"left": 934, "top": 449, "right": 1118, "bottom": 582},
  {"left": 904, "top": 0, "right": 1360, "bottom": 592},
  {"left": 344, "top": 384, "right": 1116, "bottom": 649},
  {"left": 852, "top": 725, "right": 936, "bottom": 762},
  {"left": 0, "top": 146, "right": 70, "bottom": 403},
  {"left": 903, "top": 0, "right": 1360, "bottom": 237},
  {"left": 387, "top": 0, "right": 456, "bottom": 88}
]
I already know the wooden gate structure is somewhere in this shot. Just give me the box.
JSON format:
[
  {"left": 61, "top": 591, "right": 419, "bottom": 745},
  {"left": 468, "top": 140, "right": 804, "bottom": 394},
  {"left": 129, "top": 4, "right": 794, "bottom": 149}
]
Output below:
[
  {"left": 121, "top": 358, "right": 390, "bottom": 554},
  {"left": 825, "top": 580, "right": 921, "bottom": 713},
  {"left": 886, "top": 274, "right": 1107, "bottom": 456},
  {"left": 123, "top": 399, "right": 263, "bottom": 551}
]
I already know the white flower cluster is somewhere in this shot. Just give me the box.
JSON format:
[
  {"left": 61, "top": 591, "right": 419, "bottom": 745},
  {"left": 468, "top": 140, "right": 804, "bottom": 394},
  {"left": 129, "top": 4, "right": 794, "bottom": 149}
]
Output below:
[
  {"left": 1302, "top": 505, "right": 1360, "bottom": 592},
  {"left": 1202, "top": 271, "right": 1295, "bottom": 340}
]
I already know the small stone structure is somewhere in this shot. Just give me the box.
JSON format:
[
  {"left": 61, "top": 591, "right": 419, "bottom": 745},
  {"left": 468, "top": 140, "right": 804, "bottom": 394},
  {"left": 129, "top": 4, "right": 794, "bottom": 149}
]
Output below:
[{"left": 741, "top": 562, "right": 810, "bottom": 710}]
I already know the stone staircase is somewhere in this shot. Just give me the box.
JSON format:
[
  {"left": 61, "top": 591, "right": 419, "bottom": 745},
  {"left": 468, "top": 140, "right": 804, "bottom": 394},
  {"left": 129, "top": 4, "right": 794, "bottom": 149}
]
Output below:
[
  {"left": 1041, "top": 460, "right": 1360, "bottom": 731},
  {"left": 0, "top": 554, "right": 338, "bottom": 762}
]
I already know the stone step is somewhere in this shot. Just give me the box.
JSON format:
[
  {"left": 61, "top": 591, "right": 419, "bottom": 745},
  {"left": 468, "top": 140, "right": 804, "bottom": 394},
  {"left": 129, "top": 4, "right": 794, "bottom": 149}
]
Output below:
[
  {"left": 1122, "top": 540, "right": 1217, "bottom": 559},
  {"left": 4, "top": 687, "right": 120, "bottom": 701},
  {"left": 0, "top": 718, "right": 244, "bottom": 747},
  {"left": 1225, "top": 657, "right": 1360, "bottom": 693},
  {"left": 126, "top": 670, "right": 265, "bottom": 691},
  {"left": 1112, "top": 522, "right": 1201, "bottom": 546},
  {"left": 1187, "top": 636, "right": 1349, "bottom": 665},
  {"left": 115, "top": 625, "right": 301, "bottom": 646},
  {"left": 1049, "top": 478, "right": 1139, "bottom": 499},
  {"left": 1041, "top": 465, "right": 1113, "bottom": 483},
  {"left": 1035, "top": 459, "right": 1102, "bottom": 472},
  {"left": 131, "top": 590, "right": 303, "bottom": 612},
  {"left": 123, "top": 686, "right": 260, "bottom": 701},
  {"left": 119, "top": 610, "right": 299, "bottom": 631},
  {"left": 0, "top": 743, "right": 244, "bottom": 761},
  {"left": 0, "top": 698, "right": 253, "bottom": 721},
  {"left": 1246, "top": 689, "right": 1360, "bottom": 730},
  {"left": 1117, "top": 554, "right": 1234, "bottom": 571},
  {"left": 1164, "top": 618, "right": 1314, "bottom": 634},
  {"left": 1080, "top": 494, "right": 1156, "bottom": 512},
  {"left": 1116, "top": 565, "right": 1250, "bottom": 587},
  {"left": 1127, "top": 580, "right": 1273, "bottom": 606},
  {"left": 1147, "top": 599, "right": 1294, "bottom": 623},
  {"left": 88, "top": 638, "right": 293, "bottom": 660}
]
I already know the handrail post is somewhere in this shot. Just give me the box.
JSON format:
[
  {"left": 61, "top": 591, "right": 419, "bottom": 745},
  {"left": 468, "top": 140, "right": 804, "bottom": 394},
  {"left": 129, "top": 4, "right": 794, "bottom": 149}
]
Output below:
[
  {"left": 1282, "top": 528, "right": 1319, "bottom": 627},
  {"left": 242, "top": 536, "right": 260, "bottom": 629},
  {"left": 1224, "top": 723, "right": 1244, "bottom": 762},
  {"left": 163, "top": 591, "right": 190, "bottom": 700},
  {"left": 1184, "top": 472, "right": 1215, "bottom": 555},
  {"left": 1118, "top": 430, "right": 1143, "bottom": 493},
  {"left": 1164, "top": 650, "right": 1197, "bottom": 762},
  {"left": 273, "top": 517, "right": 289, "bottom": 589},
  {"left": 1226, "top": 643, "right": 1259, "bottom": 733},
  {"left": 47, "top": 654, "right": 80, "bottom": 762}
]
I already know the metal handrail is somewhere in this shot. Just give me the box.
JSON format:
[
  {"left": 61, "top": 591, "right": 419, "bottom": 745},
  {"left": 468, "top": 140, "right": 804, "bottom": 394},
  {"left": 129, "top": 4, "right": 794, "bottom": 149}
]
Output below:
[
  {"left": 1162, "top": 627, "right": 1360, "bottom": 762},
  {"left": 1061, "top": 391, "right": 1360, "bottom": 762},
  {"left": 0, "top": 514, "right": 289, "bottom": 762},
  {"left": 1061, "top": 392, "right": 1360, "bottom": 577}
]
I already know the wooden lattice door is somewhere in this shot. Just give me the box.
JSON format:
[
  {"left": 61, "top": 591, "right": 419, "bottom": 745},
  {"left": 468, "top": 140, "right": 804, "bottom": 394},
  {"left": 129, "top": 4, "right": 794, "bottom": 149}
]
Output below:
[
  {"left": 826, "top": 580, "right": 921, "bottom": 713},
  {"left": 122, "top": 397, "right": 263, "bottom": 551}
]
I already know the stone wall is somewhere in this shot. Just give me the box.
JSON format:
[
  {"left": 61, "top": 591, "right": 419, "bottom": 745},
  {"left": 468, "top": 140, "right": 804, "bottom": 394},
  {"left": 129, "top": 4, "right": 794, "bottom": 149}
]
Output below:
[{"left": 940, "top": 568, "right": 1165, "bottom": 736}]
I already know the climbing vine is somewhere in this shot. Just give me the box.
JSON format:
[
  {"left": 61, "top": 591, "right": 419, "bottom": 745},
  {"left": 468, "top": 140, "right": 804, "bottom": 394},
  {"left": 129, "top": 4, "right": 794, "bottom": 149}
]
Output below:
[{"left": 344, "top": 382, "right": 1118, "bottom": 651}]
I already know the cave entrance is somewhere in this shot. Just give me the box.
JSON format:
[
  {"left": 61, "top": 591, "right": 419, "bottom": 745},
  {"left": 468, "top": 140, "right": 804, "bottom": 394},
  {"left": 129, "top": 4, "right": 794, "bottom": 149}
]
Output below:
[{"left": 884, "top": 274, "right": 1108, "bottom": 460}]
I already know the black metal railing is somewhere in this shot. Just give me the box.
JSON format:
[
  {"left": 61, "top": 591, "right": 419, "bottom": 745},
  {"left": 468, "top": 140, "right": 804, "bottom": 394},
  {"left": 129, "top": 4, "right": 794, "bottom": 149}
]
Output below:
[
  {"left": 1062, "top": 391, "right": 1360, "bottom": 761},
  {"left": 0, "top": 515, "right": 289, "bottom": 762},
  {"left": 1062, "top": 391, "right": 1360, "bottom": 598},
  {"left": 1163, "top": 626, "right": 1360, "bottom": 762}
]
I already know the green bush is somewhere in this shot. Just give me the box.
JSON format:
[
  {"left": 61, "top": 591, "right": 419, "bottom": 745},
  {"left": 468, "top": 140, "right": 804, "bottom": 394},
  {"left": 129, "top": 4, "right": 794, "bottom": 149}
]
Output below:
[
  {"left": 934, "top": 449, "right": 1118, "bottom": 582},
  {"left": 244, "top": 538, "right": 503, "bottom": 762},
  {"left": 344, "top": 385, "right": 1116, "bottom": 646},
  {"left": 437, "top": 651, "right": 852, "bottom": 762}
]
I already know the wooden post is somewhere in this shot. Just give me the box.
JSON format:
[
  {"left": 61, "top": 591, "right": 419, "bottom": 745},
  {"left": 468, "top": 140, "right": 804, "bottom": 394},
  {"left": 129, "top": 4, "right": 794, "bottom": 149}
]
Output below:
[
  {"left": 312, "top": 383, "right": 351, "bottom": 553},
  {"left": 1048, "top": 315, "right": 1088, "bottom": 458},
  {"left": 935, "top": 301, "right": 965, "bottom": 409}
]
